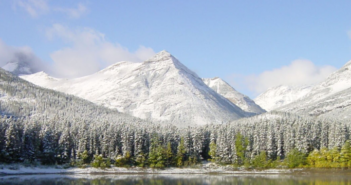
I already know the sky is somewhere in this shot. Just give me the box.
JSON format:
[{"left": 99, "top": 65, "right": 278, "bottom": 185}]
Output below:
[{"left": 1, "top": 0, "right": 351, "bottom": 98}]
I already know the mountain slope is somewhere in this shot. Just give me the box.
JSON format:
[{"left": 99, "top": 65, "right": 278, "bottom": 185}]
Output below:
[
  {"left": 0, "top": 67, "right": 146, "bottom": 125},
  {"left": 202, "top": 77, "right": 265, "bottom": 114},
  {"left": 21, "top": 51, "right": 248, "bottom": 125},
  {"left": 256, "top": 61, "right": 351, "bottom": 112},
  {"left": 287, "top": 86, "right": 351, "bottom": 120},
  {"left": 254, "top": 85, "right": 313, "bottom": 111},
  {"left": 276, "top": 61, "right": 351, "bottom": 116}
]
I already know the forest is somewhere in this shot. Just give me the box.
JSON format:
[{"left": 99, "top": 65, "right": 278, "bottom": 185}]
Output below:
[
  {"left": 1, "top": 69, "right": 351, "bottom": 169},
  {"left": 2, "top": 111, "right": 351, "bottom": 169}
]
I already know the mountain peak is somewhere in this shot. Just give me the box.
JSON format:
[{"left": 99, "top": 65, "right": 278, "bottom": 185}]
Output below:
[
  {"left": 203, "top": 77, "right": 266, "bottom": 114},
  {"left": 145, "top": 50, "right": 174, "bottom": 63},
  {"left": 31, "top": 71, "right": 49, "bottom": 77},
  {"left": 21, "top": 51, "right": 249, "bottom": 126},
  {"left": 342, "top": 60, "right": 351, "bottom": 69},
  {"left": 156, "top": 50, "right": 172, "bottom": 57}
]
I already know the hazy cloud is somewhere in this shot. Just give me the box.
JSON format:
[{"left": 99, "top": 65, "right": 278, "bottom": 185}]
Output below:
[
  {"left": 14, "top": 0, "right": 49, "bottom": 18},
  {"left": 54, "top": 3, "right": 88, "bottom": 19},
  {"left": 46, "top": 24, "right": 156, "bottom": 78},
  {"left": 14, "top": 0, "right": 88, "bottom": 18},
  {"left": 0, "top": 39, "right": 47, "bottom": 73},
  {"left": 231, "top": 60, "right": 337, "bottom": 96}
]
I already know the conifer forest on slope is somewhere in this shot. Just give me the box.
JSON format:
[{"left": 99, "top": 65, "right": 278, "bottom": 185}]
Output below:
[{"left": 1, "top": 68, "right": 351, "bottom": 169}]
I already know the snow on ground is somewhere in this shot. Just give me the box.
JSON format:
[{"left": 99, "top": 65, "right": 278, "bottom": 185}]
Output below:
[
  {"left": 0, "top": 172, "right": 303, "bottom": 183},
  {"left": 0, "top": 163, "right": 293, "bottom": 175}
]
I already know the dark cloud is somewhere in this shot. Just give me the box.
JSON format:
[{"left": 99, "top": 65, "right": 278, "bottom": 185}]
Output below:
[{"left": 0, "top": 39, "right": 48, "bottom": 75}]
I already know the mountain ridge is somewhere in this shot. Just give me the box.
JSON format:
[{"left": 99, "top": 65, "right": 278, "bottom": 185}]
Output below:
[
  {"left": 277, "top": 60, "right": 351, "bottom": 115},
  {"left": 254, "top": 85, "right": 313, "bottom": 111},
  {"left": 255, "top": 60, "right": 351, "bottom": 118},
  {"left": 202, "top": 77, "right": 265, "bottom": 114},
  {"left": 21, "top": 51, "right": 250, "bottom": 126}
]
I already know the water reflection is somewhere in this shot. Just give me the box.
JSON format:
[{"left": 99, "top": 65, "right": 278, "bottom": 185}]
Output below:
[{"left": 2, "top": 171, "right": 351, "bottom": 185}]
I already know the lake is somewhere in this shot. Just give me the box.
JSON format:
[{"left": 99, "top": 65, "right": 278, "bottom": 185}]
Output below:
[{"left": 1, "top": 169, "right": 351, "bottom": 185}]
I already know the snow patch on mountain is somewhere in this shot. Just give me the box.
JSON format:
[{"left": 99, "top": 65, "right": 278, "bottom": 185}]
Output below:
[
  {"left": 21, "top": 51, "right": 248, "bottom": 126},
  {"left": 254, "top": 85, "right": 313, "bottom": 111},
  {"left": 278, "top": 86, "right": 351, "bottom": 120},
  {"left": 275, "top": 60, "right": 351, "bottom": 116},
  {"left": 255, "top": 60, "right": 351, "bottom": 112},
  {"left": 202, "top": 77, "right": 265, "bottom": 114}
]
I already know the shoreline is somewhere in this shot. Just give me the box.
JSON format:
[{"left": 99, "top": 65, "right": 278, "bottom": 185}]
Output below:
[
  {"left": 3, "top": 163, "right": 351, "bottom": 176},
  {"left": 0, "top": 164, "right": 295, "bottom": 175}
]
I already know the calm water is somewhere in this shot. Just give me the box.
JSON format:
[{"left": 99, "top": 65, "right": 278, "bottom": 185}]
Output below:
[{"left": 2, "top": 169, "right": 351, "bottom": 185}]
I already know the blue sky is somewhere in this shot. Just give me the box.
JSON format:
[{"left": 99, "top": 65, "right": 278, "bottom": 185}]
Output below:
[{"left": 1, "top": 0, "right": 351, "bottom": 98}]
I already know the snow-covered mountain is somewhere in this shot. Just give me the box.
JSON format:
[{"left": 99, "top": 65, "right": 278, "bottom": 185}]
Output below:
[
  {"left": 21, "top": 51, "right": 248, "bottom": 126},
  {"left": 0, "top": 67, "right": 142, "bottom": 123},
  {"left": 255, "top": 60, "right": 351, "bottom": 117},
  {"left": 202, "top": 77, "right": 265, "bottom": 114},
  {"left": 277, "top": 60, "right": 351, "bottom": 115},
  {"left": 290, "top": 86, "right": 351, "bottom": 120},
  {"left": 1, "top": 60, "right": 39, "bottom": 76},
  {"left": 254, "top": 85, "right": 313, "bottom": 111}
]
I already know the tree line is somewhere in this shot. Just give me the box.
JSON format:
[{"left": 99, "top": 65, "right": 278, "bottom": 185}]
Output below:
[
  {"left": 1, "top": 69, "right": 351, "bottom": 169},
  {"left": 2, "top": 111, "right": 351, "bottom": 169}
]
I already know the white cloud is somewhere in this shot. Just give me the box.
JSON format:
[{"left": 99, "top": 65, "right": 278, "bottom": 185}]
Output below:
[
  {"left": 233, "top": 60, "right": 337, "bottom": 96},
  {"left": 0, "top": 39, "right": 47, "bottom": 72},
  {"left": 14, "top": 0, "right": 88, "bottom": 18},
  {"left": 46, "top": 24, "right": 156, "bottom": 78},
  {"left": 14, "top": 0, "right": 49, "bottom": 18},
  {"left": 54, "top": 3, "right": 88, "bottom": 19}
]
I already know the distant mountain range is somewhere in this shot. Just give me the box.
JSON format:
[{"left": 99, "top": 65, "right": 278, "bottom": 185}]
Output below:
[
  {"left": 4, "top": 50, "right": 351, "bottom": 124},
  {"left": 255, "top": 60, "right": 351, "bottom": 119},
  {"left": 1, "top": 48, "right": 351, "bottom": 169},
  {"left": 17, "top": 51, "right": 264, "bottom": 126}
]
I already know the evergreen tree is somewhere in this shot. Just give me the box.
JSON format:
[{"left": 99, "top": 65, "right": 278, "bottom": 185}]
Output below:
[
  {"left": 340, "top": 140, "right": 351, "bottom": 167},
  {"left": 176, "top": 137, "right": 186, "bottom": 167},
  {"left": 41, "top": 128, "right": 56, "bottom": 165},
  {"left": 22, "top": 125, "right": 38, "bottom": 163},
  {"left": 4, "top": 121, "right": 22, "bottom": 162},
  {"left": 148, "top": 134, "right": 165, "bottom": 168},
  {"left": 252, "top": 151, "right": 270, "bottom": 168},
  {"left": 165, "top": 142, "right": 173, "bottom": 167},
  {"left": 285, "top": 148, "right": 306, "bottom": 168},
  {"left": 234, "top": 132, "right": 248, "bottom": 165},
  {"left": 78, "top": 150, "right": 90, "bottom": 164},
  {"left": 208, "top": 140, "right": 217, "bottom": 162}
]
